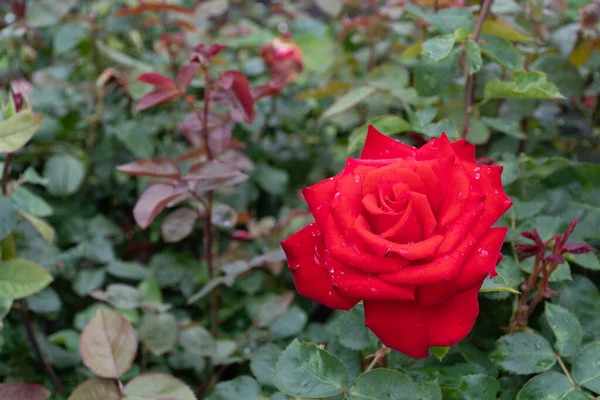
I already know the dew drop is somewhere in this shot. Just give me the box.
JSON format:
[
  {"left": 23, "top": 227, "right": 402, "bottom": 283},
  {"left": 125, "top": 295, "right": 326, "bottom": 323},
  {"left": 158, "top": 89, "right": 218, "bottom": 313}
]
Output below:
[
  {"left": 503, "top": 200, "right": 512, "bottom": 207},
  {"left": 314, "top": 254, "right": 321, "bottom": 265},
  {"left": 370, "top": 287, "right": 378, "bottom": 293},
  {"left": 478, "top": 248, "right": 489, "bottom": 257},
  {"left": 354, "top": 174, "right": 361, "bottom": 183},
  {"left": 341, "top": 241, "right": 348, "bottom": 248},
  {"left": 473, "top": 167, "right": 481, "bottom": 172},
  {"left": 290, "top": 264, "right": 301, "bottom": 271},
  {"left": 351, "top": 243, "right": 362, "bottom": 255},
  {"left": 334, "top": 191, "right": 341, "bottom": 200},
  {"left": 443, "top": 255, "right": 450, "bottom": 260},
  {"left": 493, "top": 189, "right": 499, "bottom": 194},
  {"left": 475, "top": 173, "right": 481, "bottom": 180}
]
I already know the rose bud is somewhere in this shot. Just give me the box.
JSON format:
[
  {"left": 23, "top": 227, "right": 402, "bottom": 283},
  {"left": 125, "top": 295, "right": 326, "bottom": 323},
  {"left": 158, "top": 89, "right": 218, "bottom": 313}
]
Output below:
[
  {"left": 259, "top": 34, "right": 304, "bottom": 83},
  {"left": 281, "top": 127, "right": 512, "bottom": 358}
]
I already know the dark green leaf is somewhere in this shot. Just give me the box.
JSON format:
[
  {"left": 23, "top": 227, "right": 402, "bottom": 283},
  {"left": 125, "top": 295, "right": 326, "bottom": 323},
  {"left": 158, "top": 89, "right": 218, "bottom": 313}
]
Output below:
[
  {"left": 179, "top": 326, "right": 216, "bottom": 357},
  {"left": 422, "top": 34, "right": 456, "bottom": 61},
  {"left": 137, "top": 312, "right": 178, "bottom": 356},
  {"left": 43, "top": 153, "right": 86, "bottom": 196},
  {"left": 490, "top": 332, "right": 556, "bottom": 374},
  {"left": 484, "top": 71, "right": 564, "bottom": 100},
  {"left": 273, "top": 339, "right": 347, "bottom": 398},
  {"left": 207, "top": 376, "right": 260, "bottom": 400},
  {"left": 554, "top": 275, "right": 600, "bottom": 341},
  {"left": 346, "top": 369, "right": 430, "bottom": 400},
  {"left": 443, "top": 374, "right": 500, "bottom": 400},
  {"left": 480, "top": 34, "right": 524, "bottom": 70},
  {"left": 0, "top": 197, "right": 17, "bottom": 241},
  {"left": 544, "top": 303, "right": 582, "bottom": 357},
  {"left": 250, "top": 344, "right": 282, "bottom": 386},
  {"left": 326, "top": 304, "right": 377, "bottom": 351},
  {"left": 516, "top": 371, "right": 581, "bottom": 400},
  {"left": 466, "top": 40, "right": 483, "bottom": 74},
  {"left": 572, "top": 342, "right": 600, "bottom": 394}
]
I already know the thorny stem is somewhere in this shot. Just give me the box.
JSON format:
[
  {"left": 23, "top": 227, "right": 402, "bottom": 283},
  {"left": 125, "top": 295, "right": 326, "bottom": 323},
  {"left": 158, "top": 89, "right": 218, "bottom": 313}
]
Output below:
[
  {"left": 527, "top": 261, "right": 556, "bottom": 318},
  {"left": 199, "top": 65, "right": 217, "bottom": 336},
  {"left": 365, "top": 345, "right": 389, "bottom": 372},
  {"left": 511, "top": 254, "right": 541, "bottom": 330},
  {"left": 1, "top": 153, "right": 65, "bottom": 395},
  {"left": 461, "top": 0, "right": 494, "bottom": 137}
]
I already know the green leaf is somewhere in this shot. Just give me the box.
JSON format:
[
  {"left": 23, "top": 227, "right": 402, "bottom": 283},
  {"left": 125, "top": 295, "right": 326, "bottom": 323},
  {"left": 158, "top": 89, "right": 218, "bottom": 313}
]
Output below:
[
  {"left": 554, "top": 275, "right": 600, "bottom": 341},
  {"left": 481, "top": 117, "right": 526, "bottom": 139},
  {"left": 346, "top": 369, "right": 430, "bottom": 400},
  {"left": 79, "top": 307, "right": 138, "bottom": 378},
  {"left": 19, "top": 211, "right": 55, "bottom": 244},
  {"left": 480, "top": 34, "right": 524, "bottom": 70},
  {"left": 454, "top": 27, "right": 471, "bottom": 41},
  {"left": 366, "top": 64, "right": 409, "bottom": 91},
  {"left": 180, "top": 325, "right": 216, "bottom": 357},
  {"left": 349, "top": 115, "right": 411, "bottom": 153},
  {"left": 443, "top": 374, "right": 500, "bottom": 400},
  {"left": 405, "top": 4, "right": 474, "bottom": 33},
  {"left": 273, "top": 339, "right": 348, "bottom": 398},
  {"left": 0, "top": 111, "right": 43, "bottom": 152},
  {"left": 269, "top": 305, "right": 308, "bottom": 340},
  {"left": 0, "top": 259, "right": 53, "bottom": 299},
  {"left": 517, "top": 371, "right": 583, "bottom": 400},
  {"left": 414, "top": 48, "right": 461, "bottom": 96},
  {"left": 572, "top": 342, "right": 600, "bottom": 394},
  {"left": 26, "top": 0, "right": 77, "bottom": 28},
  {"left": 429, "top": 346, "right": 451, "bottom": 361},
  {"left": 0, "top": 296, "right": 13, "bottom": 319},
  {"left": 466, "top": 40, "right": 483, "bottom": 74},
  {"left": 137, "top": 312, "right": 178, "bottom": 356},
  {"left": 0, "top": 197, "right": 17, "bottom": 241},
  {"left": 11, "top": 187, "right": 53, "bottom": 217},
  {"left": 544, "top": 303, "right": 582, "bottom": 357},
  {"left": 531, "top": 55, "right": 584, "bottom": 97},
  {"left": 207, "top": 376, "right": 260, "bottom": 400},
  {"left": 106, "top": 260, "right": 152, "bottom": 281},
  {"left": 53, "top": 23, "right": 87, "bottom": 54},
  {"left": 326, "top": 304, "right": 378, "bottom": 351},
  {"left": 490, "top": 332, "right": 556, "bottom": 375},
  {"left": 73, "top": 269, "right": 106, "bottom": 297},
  {"left": 252, "top": 163, "right": 288, "bottom": 196},
  {"left": 466, "top": 119, "right": 491, "bottom": 145},
  {"left": 27, "top": 287, "right": 61, "bottom": 314},
  {"left": 564, "top": 253, "right": 600, "bottom": 271},
  {"left": 484, "top": 71, "right": 565, "bottom": 100},
  {"left": 254, "top": 292, "right": 294, "bottom": 327},
  {"left": 321, "top": 86, "right": 377, "bottom": 119},
  {"left": 124, "top": 373, "right": 197, "bottom": 400},
  {"left": 43, "top": 153, "right": 86, "bottom": 196},
  {"left": 422, "top": 34, "right": 456, "bottom": 61},
  {"left": 250, "top": 344, "right": 282, "bottom": 387}
]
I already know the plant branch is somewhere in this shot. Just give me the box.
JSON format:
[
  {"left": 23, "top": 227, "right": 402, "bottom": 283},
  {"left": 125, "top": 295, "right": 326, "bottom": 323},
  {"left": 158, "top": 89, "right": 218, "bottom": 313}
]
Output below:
[
  {"left": 461, "top": 0, "right": 495, "bottom": 137},
  {"left": 2, "top": 152, "right": 14, "bottom": 195},
  {"left": 365, "top": 345, "right": 388, "bottom": 372},
  {"left": 198, "top": 65, "right": 217, "bottom": 336},
  {"left": 555, "top": 353, "right": 577, "bottom": 387}
]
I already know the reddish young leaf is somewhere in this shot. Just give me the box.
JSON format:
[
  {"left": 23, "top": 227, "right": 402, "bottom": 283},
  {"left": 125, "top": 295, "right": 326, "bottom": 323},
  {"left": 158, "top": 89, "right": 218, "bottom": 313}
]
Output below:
[
  {"left": 175, "top": 62, "right": 200, "bottom": 91},
  {"left": 172, "top": 18, "right": 197, "bottom": 32},
  {"left": 251, "top": 78, "right": 287, "bottom": 101},
  {"left": 0, "top": 383, "right": 51, "bottom": 400},
  {"left": 136, "top": 73, "right": 175, "bottom": 88},
  {"left": 133, "top": 183, "right": 188, "bottom": 229},
  {"left": 184, "top": 160, "right": 249, "bottom": 194},
  {"left": 561, "top": 242, "right": 596, "bottom": 255},
  {"left": 194, "top": 43, "right": 227, "bottom": 59},
  {"left": 115, "top": 1, "right": 193, "bottom": 17},
  {"left": 116, "top": 158, "right": 181, "bottom": 179},
  {"left": 161, "top": 207, "right": 198, "bottom": 243},
  {"left": 218, "top": 71, "right": 256, "bottom": 123},
  {"left": 136, "top": 88, "right": 182, "bottom": 111}
]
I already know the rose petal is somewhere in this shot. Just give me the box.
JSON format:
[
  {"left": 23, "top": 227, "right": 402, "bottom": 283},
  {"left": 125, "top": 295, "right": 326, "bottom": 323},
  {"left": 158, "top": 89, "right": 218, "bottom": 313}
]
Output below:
[
  {"left": 326, "top": 256, "right": 415, "bottom": 301},
  {"left": 451, "top": 139, "right": 476, "bottom": 162},
  {"left": 379, "top": 193, "right": 512, "bottom": 285},
  {"left": 325, "top": 214, "right": 406, "bottom": 273},
  {"left": 415, "top": 132, "right": 454, "bottom": 161},
  {"left": 302, "top": 175, "right": 338, "bottom": 230},
  {"left": 436, "top": 199, "right": 485, "bottom": 254},
  {"left": 364, "top": 287, "right": 479, "bottom": 358},
  {"left": 436, "top": 162, "right": 471, "bottom": 228},
  {"left": 360, "top": 125, "right": 416, "bottom": 160},
  {"left": 416, "top": 227, "right": 508, "bottom": 306},
  {"left": 281, "top": 223, "right": 357, "bottom": 310},
  {"left": 363, "top": 163, "right": 426, "bottom": 196},
  {"left": 377, "top": 198, "right": 424, "bottom": 244},
  {"left": 354, "top": 215, "right": 443, "bottom": 259},
  {"left": 411, "top": 192, "right": 438, "bottom": 238}
]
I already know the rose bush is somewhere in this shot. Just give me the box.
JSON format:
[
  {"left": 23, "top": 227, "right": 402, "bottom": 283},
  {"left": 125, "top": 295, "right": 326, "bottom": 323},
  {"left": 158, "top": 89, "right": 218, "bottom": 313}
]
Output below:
[{"left": 281, "top": 126, "right": 513, "bottom": 358}]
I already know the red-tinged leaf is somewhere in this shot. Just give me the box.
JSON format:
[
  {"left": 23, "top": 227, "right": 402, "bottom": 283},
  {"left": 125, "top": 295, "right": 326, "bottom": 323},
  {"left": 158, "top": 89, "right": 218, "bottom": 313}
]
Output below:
[
  {"left": 136, "top": 88, "right": 182, "bottom": 111},
  {"left": 218, "top": 149, "right": 254, "bottom": 171},
  {"left": 251, "top": 78, "right": 286, "bottom": 101},
  {"left": 68, "top": 378, "right": 121, "bottom": 400},
  {"left": 546, "top": 253, "right": 565, "bottom": 265},
  {"left": 115, "top": 1, "right": 193, "bottom": 17},
  {"left": 218, "top": 71, "right": 255, "bottom": 123},
  {"left": 185, "top": 160, "right": 241, "bottom": 180},
  {"left": 562, "top": 242, "right": 596, "bottom": 255},
  {"left": 134, "top": 183, "right": 188, "bottom": 229},
  {"left": 175, "top": 146, "right": 206, "bottom": 162},
  {"left": 194, "top": 43, "right": 227, "bottom": 59},
  {"left": 117, "top": 158, "right": 180, "bottom": 179},
  {"left": 175, "top": 62, "right": 200, "bottom": 91},
  {"left": 172, "top": 18, "right": 197, "bottom": 32},
  {"left": 0, "top": 383, "right": 51, "bottom": 400},
  {"left": 136, "top": 73, "right": 175, "bottom": 88},
  {"left": 161, "top": 207, "right": 198, "bottom": 243}
]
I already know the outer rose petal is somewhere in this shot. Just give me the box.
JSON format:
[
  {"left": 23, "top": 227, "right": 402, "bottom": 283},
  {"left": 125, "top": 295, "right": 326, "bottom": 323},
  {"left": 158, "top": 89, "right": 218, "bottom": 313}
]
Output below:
[
  {"left": 302, "top": 176, "right": 338, "bottom": 229},
  {"left": 364, "top": 287, "right": 480, "bottom": 358},
  {"left": 416, "top": 227, "right": 508, "bottom": 307},
  {"left": 281, "top": 223, "right": 357, "bottom": 310},
  {"left": 451, "top": 139, "right": 476, "bottom": 162},
  {"left": 360, "top": 125, "right": 417, "bottom": 159},
  {"left": 415, "top": 132, "right": 454, "bottom": 161}
]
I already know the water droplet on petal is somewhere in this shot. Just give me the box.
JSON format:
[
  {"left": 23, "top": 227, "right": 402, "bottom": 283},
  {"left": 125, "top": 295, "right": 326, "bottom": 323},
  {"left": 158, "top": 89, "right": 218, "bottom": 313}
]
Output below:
[
  {"left": 354, "top": 174, "right": 361, "bottom": 183},
  {"left": 478, "top": 248, "right": 489, "bottom": 257},
  {"left": 475, "top": 173, "right": 481, "bottom": 180},
  {"left": 334, "top": 192, "right": 341, "bottom": 200},
  {"left": 351, "top": 243, "right": 362, "bottom": 255}
]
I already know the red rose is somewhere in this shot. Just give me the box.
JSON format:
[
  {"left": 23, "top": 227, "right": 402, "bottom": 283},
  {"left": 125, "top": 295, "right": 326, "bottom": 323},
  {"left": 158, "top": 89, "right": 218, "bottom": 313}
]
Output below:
[
  {"left": 259, "top": 34, "right": 304, "bottom": 83},
  {"left": 281, "top": 127, "right": 512, "bottom": 358}
]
